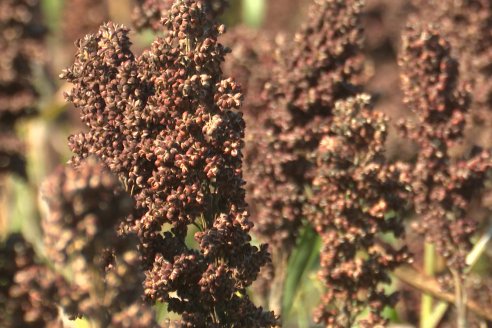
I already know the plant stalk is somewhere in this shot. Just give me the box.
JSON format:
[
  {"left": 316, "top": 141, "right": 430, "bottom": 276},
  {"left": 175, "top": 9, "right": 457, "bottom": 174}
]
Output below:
[
  {"left": 0, "top": 176, "right": 9, "bottom": 236},
  {"left": 452, "top": 270, "right": 467, "bottom": 328},
  {"left": 421, "top": 242, "right": 435, "bottom": 328},
  {"left": 268, "top": 250, "right": 289, "bottom": 316}
]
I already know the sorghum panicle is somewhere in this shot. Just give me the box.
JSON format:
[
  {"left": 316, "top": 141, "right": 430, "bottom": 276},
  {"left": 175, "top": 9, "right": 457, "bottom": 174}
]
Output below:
[
  {"left": 220, "top": 26, "right": 275, "bottom": 117},
  {"left": 274, "top": 0, "right": 365, "bottom": 116},
  {"left": 0, "top": 0, "right": 44, "bottom": 177},
  {"left": 42, "top": 157, "right": 133, "bottom": 268},
  {"left": 245, "top": 0, "right": 366, "bottom": 260},
  {"left": 0, "top": 234, "right": 66, "bottom": 328},
  {"left": 410, "top": 0, "right": 492, "bottom": 128},
  {"left": 307, "top": 94, "right": 411, "bottom": 327},
  {"left": 133, "top": 0, "right": 174, "bottom": 31},
  {"left": 399, "top": 23, "right": 492, "bottom": 272},
  {"left": 132, "top": 0, "right": 229, "bottom": 31},
  {"left": 61, "top": 0, "right": 276, "bottom": 325},
  {"left": 42, "top": 158, "right": 156, "bottom": 327}
]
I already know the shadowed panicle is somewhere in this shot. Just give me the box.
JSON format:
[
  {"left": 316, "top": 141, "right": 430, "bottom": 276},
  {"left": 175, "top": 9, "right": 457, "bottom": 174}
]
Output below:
[
  {"left": 61, "top": 0, "right": 276, "bottom": 325},
  {"left": 410, "top": 0, "right": 492, "bottom": 125},
  {"left": 399, "top": 23, "right": 492, "bottom": 272},
  {"left": 245, "top": 0, "right": 366, "bottom": 259},
  {"left": 0, "top": 134, "right": 26, "bottom": 178},
  {"left": 276, "top": 0, "right": 365, "bottom": 116},
  {"left": 42, "top": 158, "right": 156, "bottom": 326},
  {"left": 0, "top": 0, "right": 44, "bottom": 121},
  {"left": 41, "top": 157, "right": 133, "bottom": 268},
  {"left": 399, "top": 23, "right": 469, "bottom": 147},
  {"left": 0, "top": 234, "right": 65, "bottom": 328},
  {"left": 220, "top": 26, "right": 275, "bottom": 117},
  {"left": 306, "top": 94, "right": 411, "bottom": 327},
  {"left": 0, "top": 0, "right": 44, "bottom": 177}
]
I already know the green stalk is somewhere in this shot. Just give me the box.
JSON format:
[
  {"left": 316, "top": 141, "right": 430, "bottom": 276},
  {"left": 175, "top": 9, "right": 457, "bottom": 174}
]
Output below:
[
  {"left": 0, "top": 176, "right": 9, "bottom": 237},
  {"left": 421, "top": 243, "right": 435, "bottom": 328},
  {"left": 425, "top": 301, "right": 448, "bottom": 328},
  {"left": 466, "top": 224, "right": 492, "bottom": 269},
  {"left": 268, "top": 250, "right": 289, "bottom": 316}
]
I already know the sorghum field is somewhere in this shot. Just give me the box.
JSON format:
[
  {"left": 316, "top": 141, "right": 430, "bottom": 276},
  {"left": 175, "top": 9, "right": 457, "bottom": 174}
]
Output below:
[{"left": 1, "top": 0, "right": 492, "bottom": 327}]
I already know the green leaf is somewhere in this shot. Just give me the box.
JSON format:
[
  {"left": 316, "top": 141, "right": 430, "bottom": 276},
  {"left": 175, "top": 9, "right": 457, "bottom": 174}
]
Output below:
[
  {"left": 283, "top": 224, "right": 321, "bottom": 318},
  {"left": 154, "top": 301, "right": 168, "bottom": 323}
]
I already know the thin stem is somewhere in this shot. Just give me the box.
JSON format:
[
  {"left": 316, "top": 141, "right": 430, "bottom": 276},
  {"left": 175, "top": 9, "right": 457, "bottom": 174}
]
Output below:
[
  {"left": 211, "top": 306, "right": 220, "bottom": 325},
  {"left": 452, "top": 270, "right": 467, "bottom": 328}
]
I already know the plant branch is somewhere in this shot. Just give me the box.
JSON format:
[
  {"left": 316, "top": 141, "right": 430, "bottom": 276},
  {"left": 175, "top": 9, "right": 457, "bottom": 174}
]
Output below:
[
  {"left": 424, "top": 222, "right": 492, "bottom": 326},
  {"left": 394, "top": 265, "right": 492, "bottom": 322}
]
